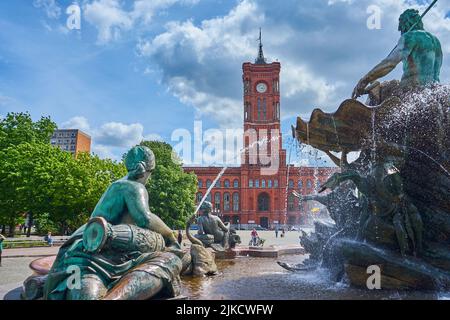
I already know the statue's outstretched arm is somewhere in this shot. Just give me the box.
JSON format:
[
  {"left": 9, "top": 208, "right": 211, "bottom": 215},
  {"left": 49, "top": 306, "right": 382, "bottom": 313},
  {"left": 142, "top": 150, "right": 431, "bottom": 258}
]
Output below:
[
  {"left": 352, "top": 37, "right": 405, "bottom": 99},
  {"left": 217, "top": 218, "right": 229, "bottom": 233},
  {"left": 125, "top": 185, "right": 178, "bottom": 247}
]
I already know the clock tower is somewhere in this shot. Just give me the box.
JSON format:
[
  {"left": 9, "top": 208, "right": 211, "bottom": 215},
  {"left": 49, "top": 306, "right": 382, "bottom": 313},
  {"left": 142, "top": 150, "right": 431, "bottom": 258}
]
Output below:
[
  {"left": 184, "top": 30, "right": 336, "bottom": 229},
  {"left": 242, "top": 30, "right": 286, "bottom": 169},
  {"left": 240, "top": 30, "right": 288, "bottom": 227}
]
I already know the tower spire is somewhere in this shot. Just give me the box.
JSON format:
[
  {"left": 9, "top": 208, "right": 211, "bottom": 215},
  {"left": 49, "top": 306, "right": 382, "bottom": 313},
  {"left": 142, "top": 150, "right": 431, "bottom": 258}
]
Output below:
[{"left": 255, "top": 28, "right": 266, "bottom": 64}]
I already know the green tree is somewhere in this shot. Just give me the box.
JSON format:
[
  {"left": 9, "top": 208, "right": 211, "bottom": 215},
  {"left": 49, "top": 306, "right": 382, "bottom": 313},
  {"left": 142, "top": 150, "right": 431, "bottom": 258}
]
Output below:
[
  {"left": 0, "top": 142, "right": 71, "bottom": 236},
  {"left": 68, "top": 152, "right": 126, "bottom": 231},
  {"left": 0, "top": 112, "right": 57, "bottom": 235},
  {"left": 140, "top": 141, "right": 197, "bottom": 229},
  {"left": 0, "top": 112, "right": 57, "bottom": 149},
  {"left": 0, "top": 141, "right": 127, "bottom": 236}
]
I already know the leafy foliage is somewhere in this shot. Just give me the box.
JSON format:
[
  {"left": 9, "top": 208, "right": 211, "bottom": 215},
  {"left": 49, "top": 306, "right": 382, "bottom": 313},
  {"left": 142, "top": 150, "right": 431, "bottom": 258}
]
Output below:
[
  {"left": 0, "top": 112, "right": 126, "bottom": 235},
  {"left": 140, "top": 141, "right": 197, "bottom": 229}
]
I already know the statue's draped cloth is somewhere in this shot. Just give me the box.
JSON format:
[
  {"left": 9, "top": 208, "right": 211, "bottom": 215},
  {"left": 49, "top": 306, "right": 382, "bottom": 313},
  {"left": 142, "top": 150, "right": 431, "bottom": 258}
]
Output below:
[{"left": 43, "top": 224, "right": 182, "bottom": 300}]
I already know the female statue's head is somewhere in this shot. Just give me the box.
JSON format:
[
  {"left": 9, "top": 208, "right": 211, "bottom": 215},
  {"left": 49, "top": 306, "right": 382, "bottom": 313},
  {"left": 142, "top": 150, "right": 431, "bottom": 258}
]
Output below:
[
  {"left": 125, "top": 146, "right": 156, "bottom": 181},
  {"left": 398, "top": 9, "right": 423, "bottom": 34},
  {"left": 200, "top": 201, "right": 213, "bottom": 216}
]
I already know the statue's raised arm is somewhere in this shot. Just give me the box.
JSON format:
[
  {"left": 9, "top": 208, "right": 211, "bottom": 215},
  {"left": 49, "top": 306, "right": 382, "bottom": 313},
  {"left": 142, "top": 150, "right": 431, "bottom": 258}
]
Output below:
[{"left": 352, "top": 9, "right": 442, "bottom": 99}]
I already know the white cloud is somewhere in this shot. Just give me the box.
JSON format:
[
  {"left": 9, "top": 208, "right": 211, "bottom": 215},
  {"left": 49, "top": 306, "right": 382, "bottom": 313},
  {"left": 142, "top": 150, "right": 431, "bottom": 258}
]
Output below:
[
  {"left": 95, "top": 121, "right": 144, "bottom": 147},
  {"left": 61, "top": 116, "right": 91, "bottom": 132},
  {"left": 83, "top": 0, "right": 200, "bottom": 44},
  {"left": 138, "top": 0, "right": 450, "bottom": 128},
  {"left": 33, "top": 0, "right": 61, "bottom": 19},
  {"left": 138, "top": 0, "right": 343, "bottom": 126},
  {"left": 61, "top": 116, "right": 161, "bottom": 160},
  {"left": 84, "top": 0, "right": 134, "bottom": 44}
]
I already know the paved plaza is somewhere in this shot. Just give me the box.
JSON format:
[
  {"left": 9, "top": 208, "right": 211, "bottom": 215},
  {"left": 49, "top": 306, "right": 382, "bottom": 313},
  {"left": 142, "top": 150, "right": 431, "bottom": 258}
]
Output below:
[
  {"left": 235, "top": 229, "right": 312, "bottom": 247},
  {"left": 0, "top": 227, "right": 314, "bottom": 300}
]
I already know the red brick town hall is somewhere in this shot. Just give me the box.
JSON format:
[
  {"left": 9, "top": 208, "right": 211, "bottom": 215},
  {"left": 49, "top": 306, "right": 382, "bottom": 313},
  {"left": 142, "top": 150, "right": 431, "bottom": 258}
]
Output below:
[{"left": 184, "top": 38, "right": 335, "bottom": 229}]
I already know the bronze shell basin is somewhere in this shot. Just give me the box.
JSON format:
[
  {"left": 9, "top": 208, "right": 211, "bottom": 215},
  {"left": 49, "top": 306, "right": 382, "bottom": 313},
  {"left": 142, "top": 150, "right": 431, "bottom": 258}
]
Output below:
[
  {"left": 29, "top": 256, "right": 56, "bottom": 276},
  {"left": 294, "top": 97, "right": 401, "bottom": 153}
]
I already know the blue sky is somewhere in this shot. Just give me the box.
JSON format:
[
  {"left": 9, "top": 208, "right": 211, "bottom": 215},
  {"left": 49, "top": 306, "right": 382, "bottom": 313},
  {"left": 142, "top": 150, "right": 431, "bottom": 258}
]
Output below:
[{"left": 1, "top": 0, "right": 449, "bottom": 165}]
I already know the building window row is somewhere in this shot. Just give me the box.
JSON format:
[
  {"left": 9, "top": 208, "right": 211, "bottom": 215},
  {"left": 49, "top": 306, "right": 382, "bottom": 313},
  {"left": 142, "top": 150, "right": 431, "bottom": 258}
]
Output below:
[
  {"left": 199, "top": 179, "right": 239, "bottom": 189},
  {"left": 288, "top": 179, "right": 315, "bottom": 189},
  {"left": 248, "top": 179, "right": 278, "bottom": 189},
  {"left": 52, "top": 132, "right": 76, "bottom": 138},
  {"left": 196, "top": 192, "right": 240, "bottom": 212}
]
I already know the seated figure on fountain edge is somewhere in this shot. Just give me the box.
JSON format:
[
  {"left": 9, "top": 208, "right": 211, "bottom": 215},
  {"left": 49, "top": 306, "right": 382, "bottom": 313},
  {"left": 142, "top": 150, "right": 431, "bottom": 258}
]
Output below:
[{"left": 43, "top": 146, "right": 183, "bottom": 300}]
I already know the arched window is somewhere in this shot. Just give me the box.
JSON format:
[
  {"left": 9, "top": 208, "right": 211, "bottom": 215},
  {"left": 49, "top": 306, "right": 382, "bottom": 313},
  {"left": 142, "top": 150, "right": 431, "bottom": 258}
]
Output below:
[
  {"left": 298, "top": 180, "right": 303, "bottom": 189},
  {"left": 307, "top": 179, "right": 313, "bottom": 189},
  {"left": 233, "top": 179, "right": 239, "bottom": 188},
  {"left": 206, "top": 193, "right": 212, "bottom": 202},
  {"left": 223, "top": 193, "right": 231, "bottom": 212},
  {"left": 214, "top": 192, "right": 221, "bottom": 210},
  {"left": 255, "top": 179, "right": 260, "bottom": 188},
  {"left": 288, "top": 179, "right": 294, "bottom": 188},
  {"left": 198, "top": 180, "right": 203, "bottom": 189},
  {"left": 249, "top": 179, "right": 253, "bottom": 188},
  {"left": 206, "top": 180, "right": 212, "bottom": 188},
  {"left": 232, "top": 193, "right": 239, "bottom": 212},
  {"left": 274, "top": 180, "right": 279, "bottom": 188},
  {"left": 215, "top": 180, "right": 221, "bottom": 188},
  {"left": 268, "top": 180, "right": 272, "bottom": 188},
  {"left": 288, "top": 194, "right": 295, "bottom": 211},
  {"left": 257, "top": 98, "right": 261, "bottom": 120},
  {"left": 258, "top": 193, "right": 270, "bottom": 211},
  {"left": 261, "top": 180, "right": 266, "bottom": 188},
  {"left": 224, "top": 179, "right": 230, "bottom": 188},
  {"left": 263, "top": 98, "right": 267, "bottom": 120},
  {"left": 196, "top": 192, "right": 203, "bottom": 203}
]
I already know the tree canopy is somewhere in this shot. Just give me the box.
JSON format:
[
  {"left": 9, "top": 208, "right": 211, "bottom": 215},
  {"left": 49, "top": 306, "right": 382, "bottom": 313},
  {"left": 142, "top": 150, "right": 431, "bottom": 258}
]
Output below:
[
  {"left": 0, "top": 113, "right": 196, "bottom": 236},
  {"left": 140, "top": 141, "right": 197, "bottom": 229}
]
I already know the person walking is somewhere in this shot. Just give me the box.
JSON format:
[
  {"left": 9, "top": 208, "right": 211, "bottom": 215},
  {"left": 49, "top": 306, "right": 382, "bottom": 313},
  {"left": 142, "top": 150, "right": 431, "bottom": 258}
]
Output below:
[
  {"left": 45, "top": 232, "right": 54, "bottom": 247},
  {"left": 275, "top": 225, "right": 279, "bottom": 238},
  {"left": 0, "top": 234, "right": 5, "bottom": 267},
  {"left": 250, "top": 228, "right": 259, "bottom": 246},
  {"left": 177, "top": 230, "right": 183, "bottom": 245}
]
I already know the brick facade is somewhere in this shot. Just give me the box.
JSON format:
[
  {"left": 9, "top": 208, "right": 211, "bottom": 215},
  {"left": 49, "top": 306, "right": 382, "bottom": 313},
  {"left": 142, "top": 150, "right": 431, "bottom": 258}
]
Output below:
[
  {"left": 184, "top": 41, "right": 336, "bottom": 229},
  {"left": 51, "top": 129, "right": 91, "bottom": 156}
]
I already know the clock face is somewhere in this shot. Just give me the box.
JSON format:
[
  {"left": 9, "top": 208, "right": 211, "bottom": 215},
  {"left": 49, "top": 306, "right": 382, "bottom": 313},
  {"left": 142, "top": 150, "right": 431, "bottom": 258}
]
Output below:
[{"left": 256, "top": 82, "right": 267, "bottom": 93}]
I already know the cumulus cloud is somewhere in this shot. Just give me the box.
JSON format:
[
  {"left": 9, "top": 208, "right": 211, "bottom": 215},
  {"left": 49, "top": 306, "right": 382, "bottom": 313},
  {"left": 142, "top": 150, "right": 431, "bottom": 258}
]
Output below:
[
  {"left": 33, "top": 0, "right": 61, "bottom": 19},
  {"left": 60, "top": 116, "right": 161, "bottom": 160},
  {"left": 61, "top": 116, "right": 91, "bottom": 132},
  {"left": 137, "top": 0, "right": 450, "bottom": 128},
  {"left": 83, "top": 0, "right": 199, "bottom": 44},
  {"left": 84, "top": 0, "right": 134, "bottom": 44}
]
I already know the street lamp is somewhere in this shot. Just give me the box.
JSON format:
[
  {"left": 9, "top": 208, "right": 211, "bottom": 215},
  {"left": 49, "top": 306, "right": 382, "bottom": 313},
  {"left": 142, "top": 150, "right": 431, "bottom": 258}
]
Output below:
[{"left": 212, "top": 208, "right": 222, "bottom": 220}]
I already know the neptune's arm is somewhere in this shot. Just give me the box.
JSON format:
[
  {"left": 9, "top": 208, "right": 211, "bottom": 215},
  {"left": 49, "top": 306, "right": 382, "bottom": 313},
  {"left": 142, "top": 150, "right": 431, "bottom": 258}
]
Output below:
[{"left": 352, "top": 37, "right": 405, "bottom": 98}]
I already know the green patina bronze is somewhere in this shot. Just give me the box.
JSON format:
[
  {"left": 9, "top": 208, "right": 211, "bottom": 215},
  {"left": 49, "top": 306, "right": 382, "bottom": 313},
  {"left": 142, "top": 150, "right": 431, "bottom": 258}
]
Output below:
[
  {"left": 43, "top": 146, "right": 184, "bottom": 300},
  {"left": 289, "top": 6, "right": 450, "bottom": 289},
  {"left": 186, "top": 201, "right": 241, "bottom": 252},
  {"left": 353, "top": 8, "right": 442, "bottom": 98}
]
